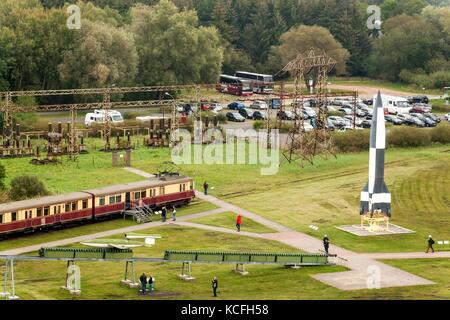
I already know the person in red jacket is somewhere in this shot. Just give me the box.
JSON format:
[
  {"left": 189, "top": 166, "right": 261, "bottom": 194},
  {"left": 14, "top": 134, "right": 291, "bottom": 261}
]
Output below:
[{"left": 236, "top": 214, "right": 242, "bottom": 232}]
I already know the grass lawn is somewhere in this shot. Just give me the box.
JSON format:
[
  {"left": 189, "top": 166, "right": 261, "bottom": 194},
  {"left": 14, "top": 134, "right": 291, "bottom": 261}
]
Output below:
[
  {"left": 188, "top": 212, "right": 276, "bottom": 234},
  {"left": 0, "top": 199, "right": 218, "bottom": 252},
  {"left": 2, "top": 226, "right": 449, "bottom": 300}
]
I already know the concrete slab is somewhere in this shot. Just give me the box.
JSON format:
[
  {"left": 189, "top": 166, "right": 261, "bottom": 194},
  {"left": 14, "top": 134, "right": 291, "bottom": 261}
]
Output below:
[{"left": 336, "top": 224, "right": 415, "bottom": 237}]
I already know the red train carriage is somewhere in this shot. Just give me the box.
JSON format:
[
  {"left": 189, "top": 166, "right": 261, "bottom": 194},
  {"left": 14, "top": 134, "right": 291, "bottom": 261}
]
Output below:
[
  {"left": 0, "top": 192, "right": 93, "bottom": 235},
  {"left": 85, "top": 176, "right": 196, "bottom": 219},
  {"left": 0, "top": 176, "right": 195, "bottom": 237}
]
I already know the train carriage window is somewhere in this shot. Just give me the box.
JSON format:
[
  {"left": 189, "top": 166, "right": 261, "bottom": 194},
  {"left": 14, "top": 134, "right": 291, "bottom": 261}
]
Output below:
[
  {"left": 141, "top": 190, "right": 147, "bottom": 198},
  {"left": 99, "top": 197, "right": 106, "bottom": 206},
  {"left": 72, "top": 202, "right": 77, "bottom": 211},
  {"left": 109, "top": 196, "right": 115, "bottom": 205},
  {"left": 44, "top": 207, "right": 50, "bottom": 216},
  {"left": 25, "top": 210, "right": 31, "bottom": 219},
  {"left": 0, "top": 214, "right": 3, "bottom": 224},
  {"left": 134, "top": 191, "right": 141, "bottom": 199},
  {"left": 11, "top": 212, "right": 17, "bottom": 222},
  {"left": 37, "top": 208, "right": 42, "bottom": 217},
  {"left": 115, "top": 195, "right": 122, "bottom": 203},
  {"left": 190, "top": 182, "right": 194, "bottom": 190},
  {"left": 160, "top": 187, "right": 165, "bottom": 195},
  {"left": 82, "top": 200, "right": 88, "bottom": 209},
  {"left": 65, "top": 203, "right": 70, "bottom": 212}
]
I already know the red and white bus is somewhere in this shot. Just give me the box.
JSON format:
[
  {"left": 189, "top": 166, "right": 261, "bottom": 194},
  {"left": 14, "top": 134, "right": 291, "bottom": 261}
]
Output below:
[
  {"left": 235, "top": 71, "right": 274, "bottom": 94},
  {"left": 217, "top": 75, "right": 253, "bottom": 97}
]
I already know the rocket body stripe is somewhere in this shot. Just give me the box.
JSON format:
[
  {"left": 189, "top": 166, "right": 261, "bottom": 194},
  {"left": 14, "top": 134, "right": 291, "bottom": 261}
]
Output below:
[{"left": 360, "top": 91, "right": 391, "bottom": 217}]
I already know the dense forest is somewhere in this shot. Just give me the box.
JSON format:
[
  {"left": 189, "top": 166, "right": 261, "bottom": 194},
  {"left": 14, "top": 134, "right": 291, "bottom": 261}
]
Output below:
[{"left": 0, "top": 0, "right": 449, "bottom": 94}]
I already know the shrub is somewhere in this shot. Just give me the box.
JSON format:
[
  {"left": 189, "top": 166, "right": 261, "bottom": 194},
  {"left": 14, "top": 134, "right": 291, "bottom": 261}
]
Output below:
[
  {"left": 387, "top": 127, "right": 431, "bottom": 148},
  {"left": 9, "top": 176, "right": 49, "bottom": 201},
  {"left": 430, "top": 71, "right": 450, "bottom": 89},
  {"left": 0, "top": 164, "right": 5, "bottom": 190},
  {"left": 333, "top": 130, "right": 370, "bottom": 153},
  {"left": 430, "top": 123, "right": 450, "bottom": 144}
]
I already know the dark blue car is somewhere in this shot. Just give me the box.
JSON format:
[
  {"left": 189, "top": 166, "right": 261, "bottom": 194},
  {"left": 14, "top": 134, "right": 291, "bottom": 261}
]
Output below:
[{"left": 228, "top": 102, "right": 246, "bottom": 110}]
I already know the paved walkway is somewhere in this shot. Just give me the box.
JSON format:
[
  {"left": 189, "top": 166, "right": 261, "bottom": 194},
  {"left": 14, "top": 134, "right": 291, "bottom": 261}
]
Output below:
[
  {"left": 0, "top": 208, "right": 226, "bottom": 256},
  {"left": 1, "top": 167, "right": 444, "bottom": 291}
]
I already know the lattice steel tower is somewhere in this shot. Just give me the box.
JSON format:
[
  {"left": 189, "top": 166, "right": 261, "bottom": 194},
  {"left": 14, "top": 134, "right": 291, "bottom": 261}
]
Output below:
[{"left": 282, "top": 48, "right": 337, "bottom": 166}]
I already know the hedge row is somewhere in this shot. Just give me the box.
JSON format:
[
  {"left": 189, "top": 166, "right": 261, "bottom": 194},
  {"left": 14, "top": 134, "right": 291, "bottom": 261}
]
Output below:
[{"left": 333, "top": 123, "right": 450, "bottom": 153}]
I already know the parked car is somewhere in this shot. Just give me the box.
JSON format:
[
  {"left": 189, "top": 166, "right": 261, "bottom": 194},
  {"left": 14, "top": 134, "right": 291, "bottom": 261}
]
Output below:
[
  {"left": 226, "top": 112, "right": 246, "bottom": 122},
  {"left": 404, "top": 117, "right": 426, "bottom": 127},
  {"left": 303, "top": 122, "right": 314, "bottom": 132},
  {"left": 362, "top": 98, "right": 373, "bottom": 106},
  {"left": 423, "top": 113, "right": 440, "bottom": 123},
  {"left": 339, "top": 108, "right": 353, "bottom": 116},
  {"left": 269, "top": 98, "right": 282, "bottom": 109},
  {"left": 303, "top": 106, "right": 317, "bottom": 118},
  {"left": 344, "top": 115, "right": 363, "bottom": 126},
  {"left": 210, "top": 103, "right": 223, "bottom": 112},
  {"left": 228, "top": 102, "right": 246, "bottom": 110},
  {"left": 277, "top": 110, "right": 295, "bottom": 121},
  {"left": 360, "top": 120, "right": 372, "bottom": 129},
  {"left": 250, "top": 100, "right": 268, "bottom": 110},
  {"left": 407, "top": 95, "right": 429, "bottom": 104},
  {"left": 253, "top": 111, "right": 268, "bottom": 120},
  {"left": 385, "top": 115, "right": 403, "bottom": 125},
  {"left": 239, "top": 108, "right": 254, "bottom": 119},
  {"left": 445, "top": 113, "right": 450, "bottom": 122},
  {"left": 410, "top": 113, "right": 437, "bottom": 127},
  {"left": 200, "top": 98, "right": 210, "bottom": 111},
  {"left": 410, "top": 103, "right": 432, "bottom": 114},
  {"left": 328, "top": 116, "right": 347, "bottom": 128}
]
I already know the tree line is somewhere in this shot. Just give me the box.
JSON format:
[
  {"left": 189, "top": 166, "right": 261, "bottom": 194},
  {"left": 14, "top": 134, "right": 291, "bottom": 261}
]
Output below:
[{"left": 0, "top": 0, "right": 449, "bottom": 97}]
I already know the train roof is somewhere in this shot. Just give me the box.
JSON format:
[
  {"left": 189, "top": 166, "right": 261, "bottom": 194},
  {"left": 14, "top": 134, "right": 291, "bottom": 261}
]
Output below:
[
  {"left": 83, "top": 176, "right": 192, "bottom": 196},
  {"left": 0, "top": 192, "right": 91, "bottom": 214}
]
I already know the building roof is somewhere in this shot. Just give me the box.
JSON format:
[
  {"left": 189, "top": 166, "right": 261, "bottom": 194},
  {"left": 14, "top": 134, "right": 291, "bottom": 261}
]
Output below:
[
  {"left": 83, "top": 176, "right": 192, "bottom": 196},
  {"left": 0, "top": 192, "right": 91, "bottom": 214}
]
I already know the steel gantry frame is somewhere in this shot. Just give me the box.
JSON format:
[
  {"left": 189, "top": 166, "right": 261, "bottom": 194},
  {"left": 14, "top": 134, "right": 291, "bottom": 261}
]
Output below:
[
  {"left": 281, "top": 48, "right": 338, "bottom": 166},
  {"left": 0, "top": 83, "right": 218, "bottom": 157}
]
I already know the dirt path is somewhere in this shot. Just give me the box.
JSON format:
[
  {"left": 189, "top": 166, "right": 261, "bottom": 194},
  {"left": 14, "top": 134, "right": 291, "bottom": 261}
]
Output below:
[{"left": 329, "top": 84, "right": 441, "bottom": 99}]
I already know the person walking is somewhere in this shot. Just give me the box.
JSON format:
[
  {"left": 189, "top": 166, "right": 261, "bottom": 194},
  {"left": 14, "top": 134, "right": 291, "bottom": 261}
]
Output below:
[
  {"left": 236, "top": 214, "right": 242, "bottom": 232},
  {"left": 426, "top": 235, "right": 435, "bottom": 253},
  {"left": 323, "top": 235, "right": 330, "bottom": 254},
  {"left": 203, "top": 181, "right": 209, "bottom": 195},
  {"left": 161, "top": 206, "right": 167, "bottom": 222},
  {"left": 212, "top": 277, "right": 218, "bottom": 297},
  {"left": 139, "top": 273, "right": 147, "bottom": 295},
  {"left": 148, "top": 275, "right": 154, "bottom": 292},
  {"left": 172, "top": 206, "right": 177, "bottom": 221}
]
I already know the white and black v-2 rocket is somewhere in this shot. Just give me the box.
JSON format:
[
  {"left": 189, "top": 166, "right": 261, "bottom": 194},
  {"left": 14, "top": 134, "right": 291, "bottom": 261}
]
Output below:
[{"left": 360, "top": 92, "right": 391, "bottom": 217}]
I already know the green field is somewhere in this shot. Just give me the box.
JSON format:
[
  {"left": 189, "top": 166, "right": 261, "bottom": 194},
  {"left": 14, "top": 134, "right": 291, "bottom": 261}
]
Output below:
[
  {"left": 2, "top": 225, "right": 449, "bottom": 300},
  {"left": 1, "top": 143, "right": 449, "bottom": 254},
  {"left": 189, "top": 212, "right": 276, "bottom": 234},
  {"left": 0, "top": 199, "right": 218, "bottom": 252}
]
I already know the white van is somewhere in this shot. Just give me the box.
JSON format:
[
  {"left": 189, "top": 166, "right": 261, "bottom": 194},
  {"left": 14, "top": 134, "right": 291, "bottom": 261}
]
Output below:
[
  {"left": 85, "top": 110, "right": 124, "bottom": 127},
  {"left": 373, "top": 94, "right": 411, "bottom": 115}
]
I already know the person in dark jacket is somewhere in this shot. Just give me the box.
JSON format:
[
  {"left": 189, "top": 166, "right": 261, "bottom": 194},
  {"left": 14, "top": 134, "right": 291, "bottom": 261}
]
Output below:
[
  {"left": 139, "top": 273, "right": 147, "bottom": 295},
  {"left": 426, "top": 235, "right": 435, "bottom": 253},
  {"left": 161, "top": 206, "right": 167, "bottom": 222},
  {"left": 323, "top": 235, "right": 330, "bottom": 254},
  {"left": 203, "top": 181, "right": 209, "bottom": 195},
  {"left": 212, "top": 277, "right": 218, "bottom": 297},
  {"left": 148, "top": 275, "right": 154, "bottom": 292}
]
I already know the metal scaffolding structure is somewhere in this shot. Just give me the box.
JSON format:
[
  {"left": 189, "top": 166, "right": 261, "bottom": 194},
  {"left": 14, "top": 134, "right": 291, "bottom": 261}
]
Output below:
[{"left": 281, "top": 48, "right": 338, "bottom": 166}]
